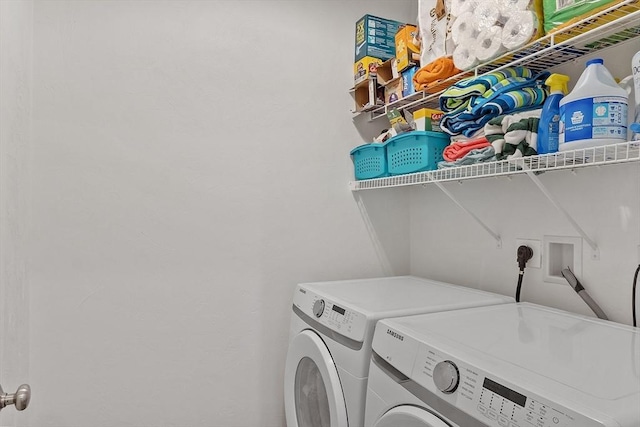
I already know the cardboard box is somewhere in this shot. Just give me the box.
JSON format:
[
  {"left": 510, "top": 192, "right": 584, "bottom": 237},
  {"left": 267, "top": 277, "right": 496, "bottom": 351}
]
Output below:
[
  {"left": 351, "top": 78, "right": 384, "bottom": 112},
  {"left": 402, "top": 66, "right": 418, "bottom": 97},
  {"left": 376, "top": 58, "right": 399, "bottom": 86},
  {"left": 355, "top": 14, "right": 403, "bottom": 61},
  {"left": 354, "top": 56, "right": 383, "bottom": 85},
  {"left": 395, "top": 24, "right": 420, "bottom": 72},
  {"left": 413, "top": 108, "right": 444, "bottom": 132},
  {"left": 384, "top": 77, "right": 403, "bottom": 104}
]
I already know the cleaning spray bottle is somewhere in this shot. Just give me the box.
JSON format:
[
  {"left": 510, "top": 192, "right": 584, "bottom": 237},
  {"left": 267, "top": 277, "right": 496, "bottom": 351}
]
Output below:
[
  {"left": 559, "top": 58, "right": 628, "bottom": 151},
  {"left": 537, "top": 73, "right": 570, "bottom": 154}
]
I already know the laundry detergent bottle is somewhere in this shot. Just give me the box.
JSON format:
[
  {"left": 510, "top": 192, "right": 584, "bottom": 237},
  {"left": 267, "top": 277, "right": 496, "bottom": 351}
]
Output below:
[
  {"left": 538, "top": 73, "right": 569, "bottom": 154},
  {"left": 559, "top": 58, "right": 628, "bottom": 151},
  {"left": 631, "top": 50, "right": 640, "bottom": 140}
]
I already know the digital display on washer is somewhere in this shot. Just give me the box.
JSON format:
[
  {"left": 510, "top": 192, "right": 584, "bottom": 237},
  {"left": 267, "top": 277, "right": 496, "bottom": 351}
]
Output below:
[
  {"left": 483, "top": 378, "right": 526, "bottom": 407},
  {"left": 332, "top": 305, "right": 345, "bottom": 315}
]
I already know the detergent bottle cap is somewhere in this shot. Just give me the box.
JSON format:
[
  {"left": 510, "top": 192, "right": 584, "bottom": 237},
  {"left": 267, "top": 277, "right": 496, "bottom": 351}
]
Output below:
[
  {"left": 545, "top": 73, "right": 570, "bottom": 95},
  {"left": 586, "top": 58, "right": 604, "bottom": 66}
]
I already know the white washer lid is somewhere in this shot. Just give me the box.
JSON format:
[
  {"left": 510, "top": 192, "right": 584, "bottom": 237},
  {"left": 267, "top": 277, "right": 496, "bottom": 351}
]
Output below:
[
  {"left": 300, "top": 276, "right": 513, "bottom": 318},
  {"left": 386, "top": 303, "right": 640, "bottom": 401}
]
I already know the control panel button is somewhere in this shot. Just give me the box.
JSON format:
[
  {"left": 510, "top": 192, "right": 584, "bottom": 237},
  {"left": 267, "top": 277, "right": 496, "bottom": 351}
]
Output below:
[
  {"left": 498, "top": 415, "right": 509, "bottom": 427},
  {"left": 313, "top": 299, "right": 325, "bottom": 318},
  {"left": 477, "top": 405, "right": 487, "bottom": 415},
  {"left": 488, "top": 409, "right": 497, "bottom": 420},
  {"left": 433, "top": 360, "right": 460, "bottom": 394}
]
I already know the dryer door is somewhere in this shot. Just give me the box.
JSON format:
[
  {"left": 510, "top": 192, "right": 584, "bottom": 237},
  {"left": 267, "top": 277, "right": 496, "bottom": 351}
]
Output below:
[
  {"left": 374, "top": 406, "right": 453, "bottom": 427},
  {"left": 284, "top": 330, "right": 348, "bottom": 427}
]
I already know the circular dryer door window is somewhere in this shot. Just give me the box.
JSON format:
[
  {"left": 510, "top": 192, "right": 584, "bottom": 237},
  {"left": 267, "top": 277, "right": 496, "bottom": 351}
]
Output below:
[
  {"left": 295, "top": 357, "right": 330, "bottom": 426},
  {"left": 374, "top": 406, "right": 452, "bottom": 427},
  {"left": 284, "top": 330, "right": 348, "bottom": 427}
]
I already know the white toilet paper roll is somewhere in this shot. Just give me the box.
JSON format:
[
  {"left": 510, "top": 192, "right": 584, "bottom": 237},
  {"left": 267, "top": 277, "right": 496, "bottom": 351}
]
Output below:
[
  {"left": 451, "top": 12, "right": 479, "bottom": 45},
  {"left": 453, "top": 44, "right": 479, "bottom": 70},
  {"left": 475, "top": 0, "right": 503, "bottom": 30},
  {"left": 498, "top": 0, "right": 532, "bottom": 15},
  {"left": 475, "top": 26, "right": 506, "bottom": 61},
  {"left": 451, "top": 0, "right": 478, "bottom": 16},
  {"left": 501, "top": 11, "right": 539, "bottom": 50}
]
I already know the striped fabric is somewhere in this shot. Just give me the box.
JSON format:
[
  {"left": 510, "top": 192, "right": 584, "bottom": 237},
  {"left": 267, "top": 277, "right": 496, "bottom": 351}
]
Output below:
[
  {"left": 485, "top": 110, "right": 542, "bottom": 160},
  {"left": 439, "top": 67, "right": 534, "bottom": 113},
  {"left": 439, "top": 67, "right": 549, "bottom": 137}
]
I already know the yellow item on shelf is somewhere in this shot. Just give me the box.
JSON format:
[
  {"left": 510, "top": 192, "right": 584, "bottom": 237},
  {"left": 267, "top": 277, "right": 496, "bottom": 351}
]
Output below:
[
  {"left": 395, "top": 24, "right": 420, "bottom": 72},
  {"left": 413, "top": 108, "right": 444, "bottom": 132},
  {"left": 545, "top": 74, "right": 570, "bottom": 95},
  {"left": 354, "top": 57, "right": 383, "bottom": 85}
]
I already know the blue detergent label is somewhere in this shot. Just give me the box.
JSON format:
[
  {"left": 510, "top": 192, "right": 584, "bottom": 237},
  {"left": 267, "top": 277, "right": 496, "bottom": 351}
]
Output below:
[{"left": 561, "top": 96, "right": 627, "bottom": 142}]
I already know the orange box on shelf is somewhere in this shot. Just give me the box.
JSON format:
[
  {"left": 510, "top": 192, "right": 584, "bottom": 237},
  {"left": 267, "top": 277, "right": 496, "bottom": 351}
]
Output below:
[{"left": 395, "top": 24, "right": 420, "bottom": 72}]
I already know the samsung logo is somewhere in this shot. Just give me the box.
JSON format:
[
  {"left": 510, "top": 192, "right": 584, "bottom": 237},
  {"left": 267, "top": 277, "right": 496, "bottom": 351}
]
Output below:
[{"left": 387, "top": 329, "right": 404, "bottom": 341}]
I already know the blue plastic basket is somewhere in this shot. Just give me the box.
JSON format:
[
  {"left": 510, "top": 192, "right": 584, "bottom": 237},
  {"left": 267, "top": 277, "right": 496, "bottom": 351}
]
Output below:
[
  {"left": 385, "top": 131, "right": 450, "bottom": 175},
  {"left": 350, "top": 143, "right": 388, "bottom": 180}
]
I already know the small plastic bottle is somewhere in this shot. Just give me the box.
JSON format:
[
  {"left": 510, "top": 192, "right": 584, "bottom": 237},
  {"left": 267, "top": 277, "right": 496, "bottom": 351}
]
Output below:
[
  {"left": 559, "top": 58, "right": 628, "bottom": 151},
  {"left": 537, "top": 74, "right": 570, "bottom": 154}
]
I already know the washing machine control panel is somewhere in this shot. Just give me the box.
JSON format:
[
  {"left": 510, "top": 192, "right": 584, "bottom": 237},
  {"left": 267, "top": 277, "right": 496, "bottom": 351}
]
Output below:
[
  {"left": 407, "top": 343, "right": 602, "bottom": 427},
  {"left": 293, "top": 287, "right": 368, "bottom": 343}
]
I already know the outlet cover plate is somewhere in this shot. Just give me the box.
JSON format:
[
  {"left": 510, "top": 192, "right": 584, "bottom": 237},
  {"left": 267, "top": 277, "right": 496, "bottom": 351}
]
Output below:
[
  {"left": 543, "top": 235, "right": 582, "bottom": 284},
  {"left": 516, "top": 239, "right": 541, "bottom": 269}
]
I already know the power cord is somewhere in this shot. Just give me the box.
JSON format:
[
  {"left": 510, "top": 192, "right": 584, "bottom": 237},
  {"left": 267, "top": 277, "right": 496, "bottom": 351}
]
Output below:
[
  {"left": 515, "top": 245, "right": 533, "bottom": 302},
  {"left": 633, "top": 264, "right": 639, "bottom": 327}
]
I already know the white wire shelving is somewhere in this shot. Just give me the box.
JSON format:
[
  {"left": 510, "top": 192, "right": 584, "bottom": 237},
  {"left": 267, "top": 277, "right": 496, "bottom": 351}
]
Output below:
[
  {"left": 350, "top": 141, "right": 640, "bottom": 257},
  {"left": 350, "top": 141, "right": 640, "bottom": 191},
  {"left": 355, "top": 0, "right": 640, "bottom": 120}
]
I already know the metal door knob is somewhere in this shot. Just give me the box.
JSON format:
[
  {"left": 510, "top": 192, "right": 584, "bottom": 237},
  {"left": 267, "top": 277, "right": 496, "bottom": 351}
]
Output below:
[{"left": 0, "top": 384, "right": 31, "bottom": 412}]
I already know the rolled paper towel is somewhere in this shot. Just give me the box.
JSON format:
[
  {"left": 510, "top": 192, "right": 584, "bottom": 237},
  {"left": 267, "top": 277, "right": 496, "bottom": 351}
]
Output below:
[
  {"left": 502, "top": 11, "right": 539, "bottom": 50},
  {"left": 453, "top": 44, "right": 479, "bottom": 70},
  {"left": 498, "top": 0, "right": 532, "bottom": 16},
  {"left": 451, "top": 0, "right": 478, "bottom": 16},
  {"left": 451, "top": 12, "right": 479, "bottom": 45},
  {"left": 475, "top": 26, "right": 506, "bottom": 61},
  {"left": 475, "top": 0, "right": 503, "bottom": 30}
]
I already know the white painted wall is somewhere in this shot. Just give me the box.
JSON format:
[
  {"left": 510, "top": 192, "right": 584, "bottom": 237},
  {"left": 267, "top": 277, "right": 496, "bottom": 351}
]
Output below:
[
  {"left": 28, "top": 1, "right": 415, "bottom": 426},
  {"left": 0, "top": 1, "right": 32, "bottom": 426},
  {"left": 410, "top": 43, "right": 640, "bottom": 325}
]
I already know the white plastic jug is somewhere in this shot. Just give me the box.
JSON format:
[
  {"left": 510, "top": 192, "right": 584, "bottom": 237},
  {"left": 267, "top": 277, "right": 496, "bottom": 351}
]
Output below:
[{"left": 559, "top": 58, "right": 628, "bottom": 151}]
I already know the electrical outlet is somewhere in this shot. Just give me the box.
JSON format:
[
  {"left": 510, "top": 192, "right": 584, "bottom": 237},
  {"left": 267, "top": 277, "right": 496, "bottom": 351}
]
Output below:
[{"left": 516, "top": 239, "right": 541, "bottom": 269}]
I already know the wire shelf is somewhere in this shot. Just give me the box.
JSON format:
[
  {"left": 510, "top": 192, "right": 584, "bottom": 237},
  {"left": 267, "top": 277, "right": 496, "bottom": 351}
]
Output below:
[
  {"left": 362, "top": 0, "right": 640, "bottom": 120},
  {"left": 349, "top": 141, "right": 640, "bottom": 191}
]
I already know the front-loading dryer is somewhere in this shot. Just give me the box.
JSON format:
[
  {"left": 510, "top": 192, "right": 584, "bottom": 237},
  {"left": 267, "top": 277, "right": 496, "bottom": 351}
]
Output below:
[
  {"left": 284, "top": 276, "right": 514, "bottom": 427},
  {"left": 365, "top": 303, "right": 640, "bottom": 427}
]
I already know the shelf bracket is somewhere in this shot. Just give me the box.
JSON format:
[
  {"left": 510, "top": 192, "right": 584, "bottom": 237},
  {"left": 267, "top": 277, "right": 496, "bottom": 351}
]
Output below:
[
  {"left": 523, "top": 168, "right": 600, "bottom": 260},
  {"left": 431, "top": 181, "right": 502, "bottom": 248}
]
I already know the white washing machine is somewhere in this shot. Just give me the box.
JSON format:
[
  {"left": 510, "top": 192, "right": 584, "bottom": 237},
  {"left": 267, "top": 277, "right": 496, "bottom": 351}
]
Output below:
[
  {"left": 365, "top": 302, "right": 640, "bottom": 427},
  {"left": 284, "top": 276, "right": 514, "bottom": 427}
]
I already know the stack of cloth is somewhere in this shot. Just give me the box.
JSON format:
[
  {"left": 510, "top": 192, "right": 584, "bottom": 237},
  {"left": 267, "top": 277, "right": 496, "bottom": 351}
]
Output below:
[
  {"left": 438, "top": 137, "right": 496, "bottom": 169},
  {"left": 485, "top": 109, "right": 542, "bottom": 161},
  {"left": 439, "top": 67, "right": 549, "bottom": 137},
  {"left": 413, "top": 56, "right": 462, "bottom": 94}
]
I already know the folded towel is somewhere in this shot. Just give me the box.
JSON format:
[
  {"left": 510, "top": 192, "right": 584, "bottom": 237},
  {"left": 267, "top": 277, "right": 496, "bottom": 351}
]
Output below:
[
  {"left": 437, "top": 146, "right": 496, "bottom": 169},
  {"left": 485, "top": 110, "right": 542, "bottom": 160},
  {"left": 439, "top": 67, "right": 534, "bottom": 113},
  {"left": 439, "top": 67, "right": 549, "bottom": 137},
  {"left": 413, "top": 56, "right": 461, "bottom": 92},
  {"left": 443, "top": 137, "right": 490, "bottom": 162}
]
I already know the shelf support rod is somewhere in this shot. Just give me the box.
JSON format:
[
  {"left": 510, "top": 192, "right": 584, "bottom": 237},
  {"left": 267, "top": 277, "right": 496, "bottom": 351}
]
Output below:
[
  {"left": 432, "top": 181, "right": 502, "bottom": 248},
  {"left": 523, "top": 169, "right": 600, "bottom": 260}
]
